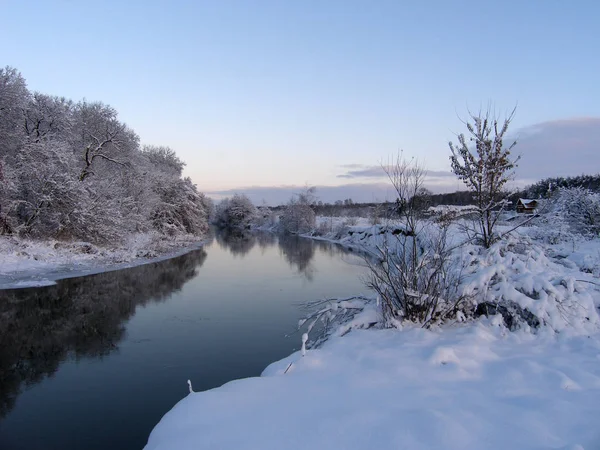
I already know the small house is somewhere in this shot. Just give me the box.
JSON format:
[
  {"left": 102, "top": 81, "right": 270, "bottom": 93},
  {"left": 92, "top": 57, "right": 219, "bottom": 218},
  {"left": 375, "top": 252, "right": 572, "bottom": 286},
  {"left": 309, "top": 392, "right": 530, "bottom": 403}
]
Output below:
[{"left": 516, "top": 198, "right": 538, "bottom": 214}]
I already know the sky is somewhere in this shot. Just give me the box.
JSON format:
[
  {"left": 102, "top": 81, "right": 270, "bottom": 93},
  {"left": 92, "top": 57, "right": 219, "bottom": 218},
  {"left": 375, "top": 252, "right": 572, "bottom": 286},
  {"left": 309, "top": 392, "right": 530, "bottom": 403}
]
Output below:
[{"left": 1, "top": 0, "right": 599, "bottom": 204}]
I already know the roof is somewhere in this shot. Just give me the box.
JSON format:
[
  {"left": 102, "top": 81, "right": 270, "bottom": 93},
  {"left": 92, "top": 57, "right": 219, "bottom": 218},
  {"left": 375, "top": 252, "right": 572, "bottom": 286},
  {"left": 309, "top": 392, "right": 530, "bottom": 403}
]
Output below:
[{"left": 518, "top": 198, "right": 537, "bottom": 206}]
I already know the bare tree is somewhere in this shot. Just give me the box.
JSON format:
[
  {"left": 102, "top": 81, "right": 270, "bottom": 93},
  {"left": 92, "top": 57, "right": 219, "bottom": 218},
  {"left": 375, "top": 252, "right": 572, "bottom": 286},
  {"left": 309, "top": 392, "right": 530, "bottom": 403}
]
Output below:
[
  {"left": 365, "top": 155, "right": 469, "bottom": 325},
  {"left": 449, "top": 106, "right": 519, "bottom": 247}
]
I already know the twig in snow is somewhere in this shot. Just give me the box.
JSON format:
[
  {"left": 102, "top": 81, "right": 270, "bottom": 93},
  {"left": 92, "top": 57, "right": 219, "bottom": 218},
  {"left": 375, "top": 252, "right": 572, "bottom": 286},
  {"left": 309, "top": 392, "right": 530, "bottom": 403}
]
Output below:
[{"left": 301, "top": 333, "right": 308, "bottom": 356}]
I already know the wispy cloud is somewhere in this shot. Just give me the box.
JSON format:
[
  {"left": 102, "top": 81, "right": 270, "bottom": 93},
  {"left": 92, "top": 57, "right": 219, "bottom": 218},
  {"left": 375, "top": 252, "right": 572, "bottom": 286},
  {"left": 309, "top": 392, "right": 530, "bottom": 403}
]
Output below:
[
  {"left": 336, "top": 166, "right": 386, "bottom": 179},
  {"left": 207, "top": 117, "right": 600, "bottom": 206},
  {"left": 337, "top": 165, "right": 455, "bottom": 180}
]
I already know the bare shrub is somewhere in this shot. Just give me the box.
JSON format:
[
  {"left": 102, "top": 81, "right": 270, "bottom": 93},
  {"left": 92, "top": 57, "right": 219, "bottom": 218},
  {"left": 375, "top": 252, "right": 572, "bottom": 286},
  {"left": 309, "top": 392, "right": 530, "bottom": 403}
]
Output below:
[{"left": 365, "top": 155, "right": 469, "bottom": 326}]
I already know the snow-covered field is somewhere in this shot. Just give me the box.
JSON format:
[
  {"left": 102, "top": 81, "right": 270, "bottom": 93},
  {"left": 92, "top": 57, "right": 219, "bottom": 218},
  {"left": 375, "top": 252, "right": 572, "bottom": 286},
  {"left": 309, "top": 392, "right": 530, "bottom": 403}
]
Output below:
[
  {"left": 146, "top": 321, "right": 600, "bottom": 450},
  {"left": 145, "top": 213, "right": 600, "bottom": 450},
  {"left": 0, "top": 233, "right": 205, "bottom": 289}
]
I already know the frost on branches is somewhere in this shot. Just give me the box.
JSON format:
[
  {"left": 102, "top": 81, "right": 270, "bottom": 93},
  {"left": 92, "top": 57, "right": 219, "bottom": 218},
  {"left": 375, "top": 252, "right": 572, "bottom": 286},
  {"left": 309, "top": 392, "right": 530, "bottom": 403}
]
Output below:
[
  {"left": 280, "top": 187, "right": 317, "bottom": 234},
  {"left": 0, "top": 66, "right": 210, "bottom": 244},
  {"left": 213, "top": 194, "right": 257, "bottom": 232},
  {"left": 449, "top": 107, "right": 519, "bottom": 248}
]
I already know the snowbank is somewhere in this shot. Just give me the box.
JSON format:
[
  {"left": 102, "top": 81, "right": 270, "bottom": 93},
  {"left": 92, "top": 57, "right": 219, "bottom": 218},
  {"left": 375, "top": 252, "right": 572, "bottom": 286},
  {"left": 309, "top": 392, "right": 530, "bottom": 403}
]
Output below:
[
  {"left": 145, "top": 320, "right": 600, "bottom": 450},
  {"left": 145, "top": 212, "right": 600, "bottom": 449},
  {"left": 0, "top": 233, "right": 205, "bottom": 289}
]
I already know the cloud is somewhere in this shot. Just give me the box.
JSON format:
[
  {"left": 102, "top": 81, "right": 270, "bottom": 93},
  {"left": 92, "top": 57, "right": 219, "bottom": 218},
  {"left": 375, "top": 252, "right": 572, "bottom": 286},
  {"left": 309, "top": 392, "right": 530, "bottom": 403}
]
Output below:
[
  {"left": 336, "top": 166, "right": 386, "bottom": 179},
  {"left": 334, "top": 117, "right": 600, "bottom": 186},
  {"left": 338, "top": 163, "right": 369, "bottom": 169},
  {"left": 206, "top": 117, "right": 600, "bottom": 206},
  {"left": 513, "top": 117, "right": 600, "bottom": 181},
  {"left": 337, "top": 165, "right": 456, "bottom": 180}
]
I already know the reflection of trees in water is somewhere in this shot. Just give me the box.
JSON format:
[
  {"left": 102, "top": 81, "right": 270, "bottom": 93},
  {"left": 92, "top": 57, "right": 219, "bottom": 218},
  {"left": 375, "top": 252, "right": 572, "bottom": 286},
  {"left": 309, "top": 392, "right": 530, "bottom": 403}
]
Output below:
[
  {"left": 312, "top": 239, "right": 345, "bottom": 258},
  {"left": 215, "top": 229, "right": 257, "bottom": 257},
  {"left": 278, "top": 234, "right": 316, "bottom": 280},
  {"left": 215, "top": 230, "right": 317, "bottom": 279},
  {"left": 255, "top": 231, "right": 276, "bottom": 249},
  {"left": 0, "top": 249, "right": 207, "bottom": 419}
]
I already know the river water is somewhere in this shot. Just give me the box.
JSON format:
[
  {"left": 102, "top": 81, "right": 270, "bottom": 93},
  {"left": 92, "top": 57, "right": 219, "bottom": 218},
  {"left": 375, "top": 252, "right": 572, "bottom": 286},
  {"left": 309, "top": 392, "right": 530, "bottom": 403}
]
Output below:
[{"left": 0, "top": 232, "right": 367, "bottom": 450}]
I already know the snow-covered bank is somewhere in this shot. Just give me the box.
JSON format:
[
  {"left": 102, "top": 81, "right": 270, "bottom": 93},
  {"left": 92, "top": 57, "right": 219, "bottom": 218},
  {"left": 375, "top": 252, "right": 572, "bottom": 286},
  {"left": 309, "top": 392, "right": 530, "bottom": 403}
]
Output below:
[
  {"left": 145, "top": 213, "right": 600, "bottom": 449},
  {"left": 0, "top": 233, "right": 206, "bottom": 289},
  {"left": 145, "top": 320, "right": 600, "bottom": 450}
]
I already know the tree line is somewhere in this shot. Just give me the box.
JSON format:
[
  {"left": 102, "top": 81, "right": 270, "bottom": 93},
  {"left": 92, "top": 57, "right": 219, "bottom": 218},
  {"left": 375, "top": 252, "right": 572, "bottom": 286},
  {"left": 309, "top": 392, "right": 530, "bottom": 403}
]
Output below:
[{"left": 0, "top": 67, "right": 212, "bottom": 243}]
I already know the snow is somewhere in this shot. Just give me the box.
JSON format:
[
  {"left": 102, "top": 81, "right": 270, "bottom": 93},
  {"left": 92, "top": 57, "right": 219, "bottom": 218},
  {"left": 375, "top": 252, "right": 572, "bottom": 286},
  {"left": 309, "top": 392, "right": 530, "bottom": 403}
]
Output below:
[
  {"left": 428, "top": 204, "right": 477, "bottom": 213},
  {"left": 519, "top": 198, "right": 538, "bottom": 206},
  {"left": 145, "top": 209, "right": 600, "bottom": 449},
  {"left": 0, "top": 233, "right": 205, "bottom": 289},
  {"left": 145, "top": 320, "right": 600, "bottom": 450}
]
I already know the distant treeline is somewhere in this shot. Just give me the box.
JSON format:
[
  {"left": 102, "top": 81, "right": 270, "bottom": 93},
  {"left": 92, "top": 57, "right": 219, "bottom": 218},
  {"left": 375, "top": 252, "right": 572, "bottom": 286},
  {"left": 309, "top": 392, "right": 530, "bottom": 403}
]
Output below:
[
  {"left": 271, "top": 174, "right": 600, "bottom": 217},
  {"left": 0, "top": 67, "right": 211, "bottom": 242},
  {"left": 511, "top": 174, "right": 600, "bottom": 201}
]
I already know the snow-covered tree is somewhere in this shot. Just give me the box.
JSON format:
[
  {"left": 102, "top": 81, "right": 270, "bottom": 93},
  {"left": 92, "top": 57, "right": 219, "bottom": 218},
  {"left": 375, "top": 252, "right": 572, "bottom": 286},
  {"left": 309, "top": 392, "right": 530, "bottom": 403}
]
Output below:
[
  {"left": 23, "top": 93, "right": 73, "bottom": 141},
  {"left": 280, "top": 187, "right": 317, "bottom": 234},
  {"left": 142, "top": 145, "right": 186, "bottom": 176},
  {"left": 449, "top": 107, "right": 519, "bottom": 247},
  {"left": 254, "top": 203, "right": 277, "bottom": 229},
  {"left": 0, "top": 67, "right": 29, "bottom": 160},
  {"left": 213, "top": 194, "right": 257, "bottom": 231},
  {"left": 0, "top": 66, "right": 210, "bottom": 242},
  {"left": 71, "top": 101, "right": 138, "bottom": 182},
  {"left": 553, "top": 187, "right": 600, "bottom": 238}
]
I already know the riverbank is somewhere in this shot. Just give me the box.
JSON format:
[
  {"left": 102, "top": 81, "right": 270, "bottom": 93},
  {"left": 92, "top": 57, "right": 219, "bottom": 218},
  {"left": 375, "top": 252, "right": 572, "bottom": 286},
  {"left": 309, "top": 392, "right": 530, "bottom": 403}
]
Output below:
[
  {"left": 0, "top": 233, "right": 206, "bottom": 289},
  {"left": 145, "top": 320, "right": 600, "bottom": 450},
  {"left": 146, "top": 215, "right": 600, "bottom": 449}
]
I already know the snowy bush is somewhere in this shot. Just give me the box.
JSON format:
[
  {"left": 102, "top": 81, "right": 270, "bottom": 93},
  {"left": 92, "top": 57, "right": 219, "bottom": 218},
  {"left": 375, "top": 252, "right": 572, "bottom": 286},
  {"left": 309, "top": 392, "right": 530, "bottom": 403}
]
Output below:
[
  {"left": 366, "top": 223, "right": 469, "bottom": 326},
  {"left": 150, "top": 177, "right": 210, "bottom": 236},
  {"left": 554, "top": 187, "right": 600, "bottom": 238},
  {"left": 280, "top": 202, "right": 316, "bottom": 234},
  {"left": 213, "top": 194, "right": 257, "bottom": 231},
  {"left": 253, "top": 204, "right": 277, "bottom": 229},
  {"left": 280, "top": 188, "right": 317, "bottom": 234},
  {"left": 460, "top": 236, "right": 600, "bottom": 333},
  {"left": 364, "top": 156, "right": 469, "bottom": 326}
]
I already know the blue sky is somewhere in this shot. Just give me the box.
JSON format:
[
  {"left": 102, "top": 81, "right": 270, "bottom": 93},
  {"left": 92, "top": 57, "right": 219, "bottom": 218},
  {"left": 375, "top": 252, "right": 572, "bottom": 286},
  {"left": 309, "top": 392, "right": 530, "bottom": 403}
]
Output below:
[{"left": 1, "top": 0, "right": 599, "bottom": 203}]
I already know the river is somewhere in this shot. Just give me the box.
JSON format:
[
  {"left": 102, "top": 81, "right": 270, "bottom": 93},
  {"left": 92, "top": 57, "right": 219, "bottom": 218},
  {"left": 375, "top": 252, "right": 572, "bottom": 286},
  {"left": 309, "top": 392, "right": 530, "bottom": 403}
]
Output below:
[{"left": 0, "top": 231, "right": 367, "bottom": 450}]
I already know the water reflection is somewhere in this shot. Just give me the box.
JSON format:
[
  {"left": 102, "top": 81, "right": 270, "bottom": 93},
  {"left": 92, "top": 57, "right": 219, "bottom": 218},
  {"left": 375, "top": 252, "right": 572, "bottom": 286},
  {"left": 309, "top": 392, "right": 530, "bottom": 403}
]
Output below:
[
  {"left": 214, "top": 230, "right": 323, "bottom": 280},
  {"left": 255, "top": 230, "right": 277, "bottom": 249},
  {"left": 214, "top": 229, "right": 256, "bottom": 257},
  {"left": 278, "top": 234, "right": 316, "bottom": 280},
  {"left": 0, "top": 249, "right": 207, "bottom": 419}
]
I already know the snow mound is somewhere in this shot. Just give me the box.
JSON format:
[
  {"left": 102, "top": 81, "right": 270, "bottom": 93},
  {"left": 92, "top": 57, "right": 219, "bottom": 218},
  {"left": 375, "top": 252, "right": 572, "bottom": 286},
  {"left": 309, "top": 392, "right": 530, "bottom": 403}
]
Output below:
[
  {"left": 462, "top": 236, "right": 600, "bottom": 334},
  {"left": 145, "top": 322, "right": 600, "bottom": 450}
]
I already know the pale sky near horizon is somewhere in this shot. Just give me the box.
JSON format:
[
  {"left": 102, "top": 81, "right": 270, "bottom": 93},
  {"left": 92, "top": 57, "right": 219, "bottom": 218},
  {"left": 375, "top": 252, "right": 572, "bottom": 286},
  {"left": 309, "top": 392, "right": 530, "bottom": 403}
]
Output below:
[{"left": 1, "top": 0, "right": 599, "bottom": 203}]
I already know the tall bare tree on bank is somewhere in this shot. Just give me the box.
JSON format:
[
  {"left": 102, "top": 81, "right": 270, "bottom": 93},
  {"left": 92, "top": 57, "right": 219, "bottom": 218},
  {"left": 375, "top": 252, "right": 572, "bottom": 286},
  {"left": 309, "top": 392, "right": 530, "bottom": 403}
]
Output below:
[{"left": 449, "top": 106, "right": 519, "bottom": 248}]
